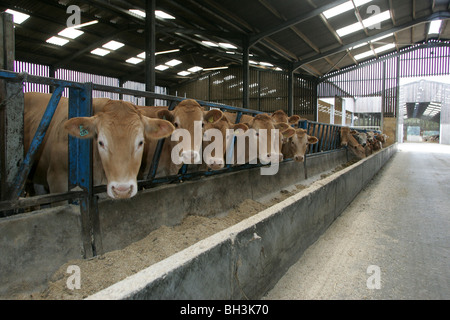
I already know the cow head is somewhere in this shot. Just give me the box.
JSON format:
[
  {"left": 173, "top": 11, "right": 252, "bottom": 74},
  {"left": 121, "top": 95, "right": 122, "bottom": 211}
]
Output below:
[
  {"left": 282, "top": 128, "right": 318, "bottom": 162},
  {"left": 157, "top": 99, "right": 223, "bottom": 165},
  {"left": 271, "top": 109, "right": 301, "bottom": 126},
  {"left": 340, "top": 127, "right": 366, "bottom": 159},
  {"left": 202, "top": 116, "right": 248, "bottom": 170},
  {"left": 64, "top": 100, "right": 175, "bottom": 199},
  {"left": 244, "top": 114, "right": 285, "bottom": 164}
]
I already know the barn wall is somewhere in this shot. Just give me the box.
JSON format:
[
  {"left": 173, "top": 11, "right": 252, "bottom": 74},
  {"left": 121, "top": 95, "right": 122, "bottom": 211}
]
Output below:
[
  {"left": 0, "top": 149, "right": 348, "bottom": 298},
  {"left": 88, "top": 144, "right": 398, "bottom": 300},
  {"left": 173, "top": 67, "right": 317, "bottom": 117}
]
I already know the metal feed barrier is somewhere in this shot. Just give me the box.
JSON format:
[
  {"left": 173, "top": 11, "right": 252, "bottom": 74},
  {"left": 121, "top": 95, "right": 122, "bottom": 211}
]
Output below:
[{"left": 0, "top": 69, "right": 357, "bottom": 215}]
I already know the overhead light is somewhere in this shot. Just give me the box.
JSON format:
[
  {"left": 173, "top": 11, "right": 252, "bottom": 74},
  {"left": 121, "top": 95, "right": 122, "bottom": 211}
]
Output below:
[
  {"left": 165, "top": 59, "right": 182, "bottom": 66},
  {"left": 46, "top": 36, "right": 69, "bottom": 46},
  {"left": 249, "top": 60, "right": 259, "bottom": 65},
  {"left": 58, "top": 28, "right": 84, "bottom": 39},
  {"left": 259, "top": 62, "right": 274, "bottom": 67},
  {"left": 155, "top": 49, "right": 180, "bottom": 55},
  {"left": 91, "top": 48, "right": 110, "bottom": 56},
  {"left": 219, "top": 42, "right": 237, "bottom": 49},
  {"left": 102, "top": 40, "right": 124, "bottom": 50},
  {"left": 155, "top": 10, "right": 175, "bottom": 19},
  {"left": 323, "top": 0, "right": 373, "bottom": 19},
  {"left": 5, "top": 9, "right": 30, "bottom": 24},
  {"left": 129, "top": 9, "right": 146, "bottom": 17},
  {"left": 126, "top": 57, "right": 143, "bottom": 64},
  {"left": 188, "top": 66, "right": 203, "bottom": 72},
  {"left": 137, "top": 52, "right": 146, "bottom": 59},
  {"left": 428, "top": 20, "right": 442, "bottom": 35},
  {"left": 129, "top": 9, "right": 175, "bottom": 19},
  {"left": 155, "top": 65, "right": 170, "bottom": 71},
  {"left": 226, "top": 51, "right": 236, "bottom": 55},
  {"left": 177, "top": 71, "right": 190, "bottom": 76},
  {"left": 202, "top": 41, "right": 219, "bottom": 47},
  {"left": 354, "top": 50, "right": 374, "bottom": 60},
  {"left": 203, "top": 66, "right": 228, "bottom": 71},
  {"left": 72, "top": 20, "right": 98, "bottom": 28}
]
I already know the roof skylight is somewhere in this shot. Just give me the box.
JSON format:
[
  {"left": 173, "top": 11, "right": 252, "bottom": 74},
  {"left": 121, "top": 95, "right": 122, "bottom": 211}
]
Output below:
[
  {"left": 155, "top": 65, "right": 170, "bottom": 71},
  {"left": 177, "top": 71, "right": 190, "bottom": 76},
  {"left": 165, "top": 59, "right": 182, "bottom": 66},
  {"left": 5, "top": 9, "right": 30, "bottom": 24},
  {"left": 46, "top": 36, "right": 69, "bottom": 46},
  {"left": 428, "top": 20, "right": 442, "bottom": 35},
  {"left": 58, "top": 28, "right": 84, "bottom": 39},
  {"left": 91, "top": 48, "right": 110, "bottom": 56},
  {"left": 126, "top": 57, "right": 143, "bottom": 64},
  {"left": 336, "top": 10, "right": 391, "bottom": 37},
  {"left": 102, "top": 40, "right": 124, "bottom": 51},
  {"left": 322, "top": 0, "right": 373, "bottom": 19}
]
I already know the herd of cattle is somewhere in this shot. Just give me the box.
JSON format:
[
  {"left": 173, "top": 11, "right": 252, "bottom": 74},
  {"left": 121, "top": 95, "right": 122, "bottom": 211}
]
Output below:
[{"left": 23, "top": 92, "right": 388, "bottom": 200}]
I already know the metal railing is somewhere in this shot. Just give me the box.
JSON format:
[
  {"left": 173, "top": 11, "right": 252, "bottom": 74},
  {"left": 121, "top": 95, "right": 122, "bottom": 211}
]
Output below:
[{"left": 0, "top": 70, "right": 350, "bottom": 215}]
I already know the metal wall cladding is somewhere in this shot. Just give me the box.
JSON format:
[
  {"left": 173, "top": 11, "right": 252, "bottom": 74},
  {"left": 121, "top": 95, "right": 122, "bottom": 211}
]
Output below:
[
  {"left": 318, "top": 41, "right": 450, "bottom": 118},
  {"left": 14, "top": 61, "right": 167, "bottom": 106},
  {"left": 174, "top": 66, "right": 317, "bottom": 117}
]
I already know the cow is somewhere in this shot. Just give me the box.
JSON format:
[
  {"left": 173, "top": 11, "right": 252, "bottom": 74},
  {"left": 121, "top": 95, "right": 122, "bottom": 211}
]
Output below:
[
  {"left": 224, "top": 112, "right": 289, "bottom": 164},
  {"left": 202, "top": 116, "right": 249, "bottom": 170},
  {"left": 139, "top": 99, "right": 224, "bottom": 177},
  {"left": 340, "top": 127, "right": 366, "bottom": 159},
  {"left": 24, "top": 92, "right": 175, "bottom": 199},
  {"left": 351, "top": 130, "right": 367, "bottom": 147},
  {"left": 281, "top": 128, "right": 318, "bottom": 162},
  {"left": 270, "top": 109, "right": 301, "bottom": 127}
]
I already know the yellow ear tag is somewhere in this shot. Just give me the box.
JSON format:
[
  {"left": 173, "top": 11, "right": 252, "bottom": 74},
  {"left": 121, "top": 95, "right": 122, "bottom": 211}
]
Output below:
[{"left": 208, "top": 117, "right": 214, "bottom": 123}]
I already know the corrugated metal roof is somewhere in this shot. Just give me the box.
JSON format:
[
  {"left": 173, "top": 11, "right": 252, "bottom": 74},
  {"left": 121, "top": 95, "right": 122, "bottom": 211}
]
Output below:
[{"left": 0, "top": 0, "right": 449, "bottom": 87}]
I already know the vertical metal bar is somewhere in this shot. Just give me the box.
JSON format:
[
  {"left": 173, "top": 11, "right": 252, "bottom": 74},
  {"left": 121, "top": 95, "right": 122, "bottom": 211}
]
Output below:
[
  {"left": 145, "top": 0, "right": 156, "bottom": 106},
  {"left": 242, "top": 37, "right": 250, "bottom": 108},
  {"left": 10, "top": 86, "right": 64, "bottom": 199},
  {"left": 68, "top": 83, "right": 101, "bottom": 258},
  {"left": 147, "top": 100, "right": 177, "bottom": 180}
]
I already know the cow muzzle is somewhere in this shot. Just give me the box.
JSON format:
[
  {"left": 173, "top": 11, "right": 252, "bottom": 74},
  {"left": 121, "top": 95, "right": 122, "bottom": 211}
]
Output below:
[
  {"left": 181, "top": 150, "right": 201, "bottom": 164},
  {"left": 205, "top": 157, "right": 224, "bottom": 170},
  {"left": 108, "top": 181, "right": 137, "bottom": 199}
]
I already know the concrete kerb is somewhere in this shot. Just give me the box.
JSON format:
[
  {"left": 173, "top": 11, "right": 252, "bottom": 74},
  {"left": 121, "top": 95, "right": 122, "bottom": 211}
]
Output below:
[{"left": 87, "top": 144, "right": 397, "bottom": 300}]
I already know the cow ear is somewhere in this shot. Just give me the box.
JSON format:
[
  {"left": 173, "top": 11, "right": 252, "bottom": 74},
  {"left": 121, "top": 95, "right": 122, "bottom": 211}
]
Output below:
[
  {"left": 157, "top": 109, "right": 174, "bottom": 123},
  {"left": 204, "top": 109, "right": 223, "bottom": 124},
  {"left": 143, "top": 117, "right": 175, "bottom": 140},
  {"left": 308, "top": 135, "right": 319, "bottom": 145},
  {"left": 282, "top": 127, "right": 296, "bottom": 138},
  {"left": 231, "top": 123, "right": 248, "bottom": 135},
  {"left": 288, "top": 115, "right": 301, "bottom": 125},
  {"left": 64, "top": 117, "right": 97, "bottom": 139},
  {"left": 274, "top": 122, "right": 289, "bottom": 131}
]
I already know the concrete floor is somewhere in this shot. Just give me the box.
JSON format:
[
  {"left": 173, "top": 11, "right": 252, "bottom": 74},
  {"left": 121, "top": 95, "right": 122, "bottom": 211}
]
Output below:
[{"left": 264, "top": 143, "right": 450, "bottom": 300}]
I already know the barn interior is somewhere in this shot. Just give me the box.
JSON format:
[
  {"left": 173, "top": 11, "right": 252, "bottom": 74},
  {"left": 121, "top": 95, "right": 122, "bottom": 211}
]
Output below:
[{"left": 0, "top": 0, "right": 450, "bottom": 301}]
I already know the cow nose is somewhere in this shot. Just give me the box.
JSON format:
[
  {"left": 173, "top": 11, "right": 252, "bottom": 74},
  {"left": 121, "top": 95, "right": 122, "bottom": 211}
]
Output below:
[
  {"left": 181, "top": 150, "right": 201, "bottom": 164},
  {"left": 207, "top": 157, "right": 224, "bottom": 170},
  {"left": 294, "top": 155, "right": 304, "bottom": 162},
  {"left": 111, "top": 184, "right": 133, "bottom": 199}
]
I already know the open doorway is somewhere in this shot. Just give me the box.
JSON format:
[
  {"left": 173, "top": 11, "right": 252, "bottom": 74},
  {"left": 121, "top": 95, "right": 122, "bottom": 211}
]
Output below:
[{"left": 398, "top": 75, "right": 450, "bottom": 145}]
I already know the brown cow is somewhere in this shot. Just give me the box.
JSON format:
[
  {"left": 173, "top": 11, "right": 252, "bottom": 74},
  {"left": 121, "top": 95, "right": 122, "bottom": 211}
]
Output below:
[
  {"left": 139, "top": 99, "right": 223, "bottom": 177},
  {"left": 340, "top": 127, "right": 366, "bottom": 159},
  {"left": 24, "top": 92, "right": 175, "bottom": 199},
  {"left": 271, "top": 109, "right": 301, "bottom": 127},
  {"left": 281, "top": 128, "right": 318, "bottom": 162},
  {"left": 202, "top": 116, "right": 248, "bottom": 170}
]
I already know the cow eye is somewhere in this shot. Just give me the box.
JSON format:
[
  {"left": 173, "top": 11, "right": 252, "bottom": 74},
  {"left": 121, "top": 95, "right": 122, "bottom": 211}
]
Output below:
[
  {"left": 174, "top": 122, "right": 179, "bottom": 128},
  {"left": 98, "top": 141, "right": 105, "bottom": 148},
  {"left": 138, "top": 140, "right": 144, "bottom": 147}
]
